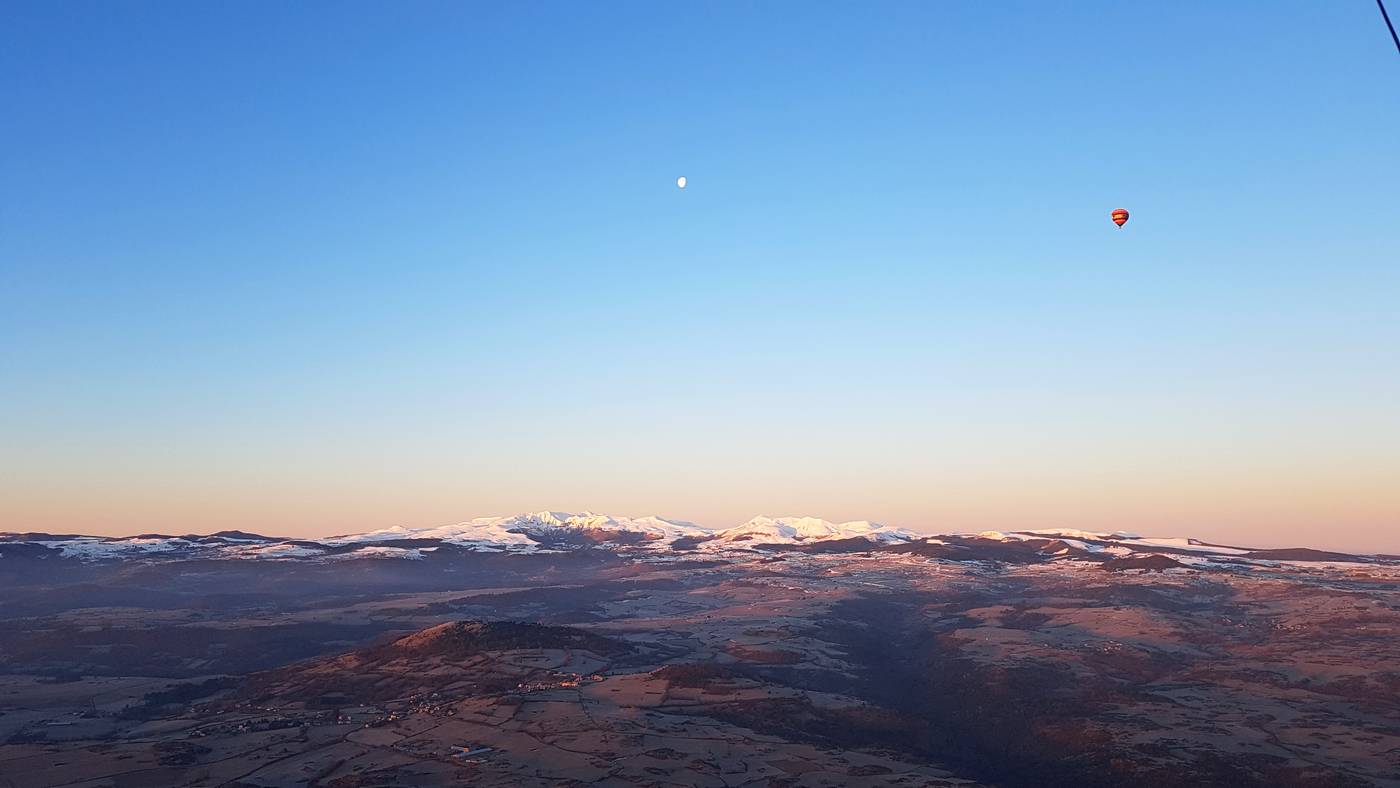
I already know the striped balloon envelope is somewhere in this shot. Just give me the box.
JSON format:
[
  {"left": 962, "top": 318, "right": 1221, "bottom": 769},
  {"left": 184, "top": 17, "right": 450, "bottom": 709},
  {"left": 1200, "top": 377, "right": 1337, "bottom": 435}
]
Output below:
[{"left": 1111, "top": 208, "right": 1130, "bottom": 228}]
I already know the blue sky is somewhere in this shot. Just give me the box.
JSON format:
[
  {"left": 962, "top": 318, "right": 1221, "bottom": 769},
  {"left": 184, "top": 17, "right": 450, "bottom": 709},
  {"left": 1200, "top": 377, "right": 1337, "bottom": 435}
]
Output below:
[{"left": 2, "top": 2, "right": 1397, "bottom": 550}]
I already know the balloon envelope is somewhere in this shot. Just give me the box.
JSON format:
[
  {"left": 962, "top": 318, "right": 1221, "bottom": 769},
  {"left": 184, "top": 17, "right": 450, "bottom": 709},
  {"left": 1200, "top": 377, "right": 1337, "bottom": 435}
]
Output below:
[
  {"left": 1111, "top": 208, "right": 1129, "bottom": 227},
  {"left": 676, "top": 176, "right": 687, "bottom": 189}
]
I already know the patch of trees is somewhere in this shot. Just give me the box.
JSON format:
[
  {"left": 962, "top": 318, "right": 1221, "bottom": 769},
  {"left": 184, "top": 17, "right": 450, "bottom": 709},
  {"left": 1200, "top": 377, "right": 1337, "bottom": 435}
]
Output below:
[
  {"left": 652, "top": 664, "right": 741, "bottom": 688},
  {"left": 120, "top": 677, "right": 236, "bottom": 720},
  {"left": 388, "top": 620, "right": 627, "bottom": 658}
]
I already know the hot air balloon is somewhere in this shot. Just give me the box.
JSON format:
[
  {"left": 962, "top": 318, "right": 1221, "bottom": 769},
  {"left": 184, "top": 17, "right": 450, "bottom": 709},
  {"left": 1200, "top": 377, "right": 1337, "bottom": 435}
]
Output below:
[{"left": 1111, "top": 208, "right": 1130, "bottom": 228}]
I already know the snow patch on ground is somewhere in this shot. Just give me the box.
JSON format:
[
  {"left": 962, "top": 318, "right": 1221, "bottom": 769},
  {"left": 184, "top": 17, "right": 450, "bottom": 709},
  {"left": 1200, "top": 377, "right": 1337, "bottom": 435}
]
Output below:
[
  {"left": 37, "top": 537, "right": 190, "bottom": 559},
  {"left": 232, "top": 543, "right": 326, "bottom": 559},
  {"left": 339, "top": 546, "right": 425, "bottom": 560}
]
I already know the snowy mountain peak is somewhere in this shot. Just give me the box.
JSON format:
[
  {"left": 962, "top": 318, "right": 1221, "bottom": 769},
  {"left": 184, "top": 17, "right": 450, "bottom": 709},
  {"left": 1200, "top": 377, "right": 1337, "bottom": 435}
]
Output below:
[
  {"left": 495, "top": 511, "right": 705, "bottom": 537},
  {"left": 324, "top": 511, "right": 709, "bottom": 550},
  {"left": 322, "top": 512, "right": 915, "bottom": 551},
  {"left": 1009, "top": 528, "right": 1142, "bottom": 541},
  {"left": 713, "top": 516, "right": 916, "bottom": 545}
]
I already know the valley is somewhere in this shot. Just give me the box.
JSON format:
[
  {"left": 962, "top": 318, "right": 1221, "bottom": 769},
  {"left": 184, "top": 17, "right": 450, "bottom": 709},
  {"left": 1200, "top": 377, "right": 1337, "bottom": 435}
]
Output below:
[{"left": 2, "top": 516, "right": 1398, "bottom": 787}]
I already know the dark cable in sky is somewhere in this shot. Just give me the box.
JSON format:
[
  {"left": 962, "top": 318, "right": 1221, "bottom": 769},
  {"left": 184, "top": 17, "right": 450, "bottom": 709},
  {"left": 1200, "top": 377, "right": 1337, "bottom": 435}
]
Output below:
[{"left": 1379, "top": 0, "right": 1400, "bottom": 55}]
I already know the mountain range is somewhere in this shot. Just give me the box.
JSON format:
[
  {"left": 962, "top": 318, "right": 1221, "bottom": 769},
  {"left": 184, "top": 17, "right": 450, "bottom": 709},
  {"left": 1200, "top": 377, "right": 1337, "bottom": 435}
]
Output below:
[{"left": 2, "top": 511, "right": 1390, "bottom": 568}]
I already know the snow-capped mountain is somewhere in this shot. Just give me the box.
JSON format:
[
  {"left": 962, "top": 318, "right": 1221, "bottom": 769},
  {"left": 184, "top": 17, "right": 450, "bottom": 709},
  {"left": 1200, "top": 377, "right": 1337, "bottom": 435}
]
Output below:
[
  {"left": 327, "top": 513, "right": 915, "bottom": 551},
  {"left": 4, "top": 532, "right": 280, "bottom": 562},
  {"left": 710, "top": 516, "right": 916, "bottom": 546},
  {"left": 0, "top": 513, "right": 916, "bottom": 561},
  {"left": 2, "top": 515, "right": 1390, "bottom": 568},
  {"left": 325, "top": 511, "right": 708, "bottom": 551}
]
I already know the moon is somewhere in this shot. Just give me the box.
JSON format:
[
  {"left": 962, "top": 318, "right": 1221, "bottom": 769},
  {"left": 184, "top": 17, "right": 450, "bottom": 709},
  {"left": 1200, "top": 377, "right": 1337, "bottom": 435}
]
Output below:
[{"left": 676, "top": 176, "right": 687, "bottom": 189}]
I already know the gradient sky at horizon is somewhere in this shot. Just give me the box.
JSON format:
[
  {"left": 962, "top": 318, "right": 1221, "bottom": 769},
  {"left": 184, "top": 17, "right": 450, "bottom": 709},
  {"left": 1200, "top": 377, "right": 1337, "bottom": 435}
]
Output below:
[{"left": 3, "top": 2, "right": 1398, "bottom": 551}]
